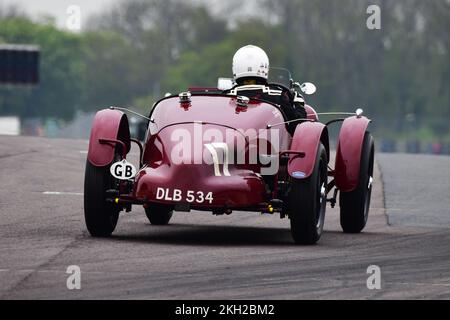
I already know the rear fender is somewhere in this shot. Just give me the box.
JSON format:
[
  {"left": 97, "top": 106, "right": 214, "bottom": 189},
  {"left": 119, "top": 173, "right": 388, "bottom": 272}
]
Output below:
[
  {"left": 87, "top": 109, "right": 131, "bottom": 167},
  {"left": 335, "top": 116, "right": 371, "bottom": 192},
  {"left": 304, "top": 104, "right": 319, "bottom": 121},
  {"left": 287, "top": 122, "right": 329, "bottom": 179}
]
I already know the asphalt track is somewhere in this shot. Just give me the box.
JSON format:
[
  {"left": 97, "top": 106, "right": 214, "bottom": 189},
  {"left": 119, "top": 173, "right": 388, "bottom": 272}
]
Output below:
[{"left": 0, "top": 135, "right": 449, "bottom": 299}]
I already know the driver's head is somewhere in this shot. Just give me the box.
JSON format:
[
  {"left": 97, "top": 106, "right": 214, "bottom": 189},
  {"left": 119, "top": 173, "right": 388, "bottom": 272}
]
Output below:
[{"left": 232, "top": 45, "right": 269, "bottom": 86}]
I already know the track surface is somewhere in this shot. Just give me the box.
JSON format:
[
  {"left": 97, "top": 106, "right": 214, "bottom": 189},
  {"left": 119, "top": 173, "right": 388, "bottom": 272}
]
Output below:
[{"left": 0, "top": 135, "right": 449, "bottom": 299}]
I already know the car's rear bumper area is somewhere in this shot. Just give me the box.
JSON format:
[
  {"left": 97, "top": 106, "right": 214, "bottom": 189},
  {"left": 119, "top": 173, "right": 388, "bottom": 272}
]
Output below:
[{"left": 133, "top": 164, "right": 267, "bottom": 208}]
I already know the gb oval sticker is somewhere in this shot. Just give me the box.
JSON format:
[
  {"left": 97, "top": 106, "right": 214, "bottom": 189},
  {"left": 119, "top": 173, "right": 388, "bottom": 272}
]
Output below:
[{"left": 110, "top": 159, "right": 137, "bottom": 180}]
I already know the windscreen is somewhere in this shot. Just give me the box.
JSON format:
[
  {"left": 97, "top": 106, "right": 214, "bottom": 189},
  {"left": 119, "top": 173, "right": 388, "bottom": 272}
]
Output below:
[{"left": 268, "top": 67, "right": 292, "bottom": 88}]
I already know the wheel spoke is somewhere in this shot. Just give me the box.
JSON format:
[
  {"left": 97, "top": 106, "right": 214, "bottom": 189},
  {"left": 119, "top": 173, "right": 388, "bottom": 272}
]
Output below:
[
  {"left": 368, "top": 176, "right": 373, "bottom": 189},
  {"left": 320, "top": 183, "right": 326, "bottom": 204}
]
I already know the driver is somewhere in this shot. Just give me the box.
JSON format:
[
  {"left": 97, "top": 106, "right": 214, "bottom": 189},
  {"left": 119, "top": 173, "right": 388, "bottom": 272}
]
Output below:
[{"left": 228, "top": 45, "right": 306, "bottom": 133}]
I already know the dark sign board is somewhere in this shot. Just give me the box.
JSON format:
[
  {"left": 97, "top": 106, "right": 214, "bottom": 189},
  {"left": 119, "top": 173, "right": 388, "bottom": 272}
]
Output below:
[{"left": 0, "top": 44, "right": 40, "bottom": 85}]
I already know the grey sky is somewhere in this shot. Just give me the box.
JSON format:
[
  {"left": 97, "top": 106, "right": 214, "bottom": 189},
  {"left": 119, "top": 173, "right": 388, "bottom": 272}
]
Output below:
[
  {"left": 1, "top": 0, "right": 115, "bottom": 29},
  {"left": 1, "top": 0, "right": 260, "bottom": 31}
]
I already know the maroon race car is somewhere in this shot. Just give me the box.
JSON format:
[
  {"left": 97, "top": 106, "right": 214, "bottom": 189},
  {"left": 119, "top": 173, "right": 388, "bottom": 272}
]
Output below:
[{"left": 84, "top": 73, "right": 374, "bottom": 245}]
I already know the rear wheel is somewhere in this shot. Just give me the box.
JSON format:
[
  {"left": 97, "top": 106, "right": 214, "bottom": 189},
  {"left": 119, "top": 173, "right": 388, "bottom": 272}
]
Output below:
[
  {"left": 289, "top": 144, "right": 328, "bottom": 245},
  {"left": 145, "top": 203, "right": 173, "bottom": 225},
  {"left": 340, "top": 132, "right": 375, "bottom": 233},
  {"left": 84, "top": 159, "right": 120, "bottom": 237}
]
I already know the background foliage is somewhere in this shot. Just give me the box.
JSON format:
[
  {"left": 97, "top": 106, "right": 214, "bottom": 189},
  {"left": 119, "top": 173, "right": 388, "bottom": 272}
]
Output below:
[{"left": 0, "top": 0, "right": 449, "bottom": 141}]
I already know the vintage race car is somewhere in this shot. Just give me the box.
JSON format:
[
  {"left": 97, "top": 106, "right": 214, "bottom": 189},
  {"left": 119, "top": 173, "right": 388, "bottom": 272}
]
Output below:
[{"left": 84, "top": 71, "right": 374, "bottom": 245}]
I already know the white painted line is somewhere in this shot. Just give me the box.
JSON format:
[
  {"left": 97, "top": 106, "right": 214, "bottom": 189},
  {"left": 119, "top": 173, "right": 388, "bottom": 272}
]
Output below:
[
  {"left": 43, "top": 191, "right": 83, "bottom": 196},
  {"left": 387, "top": 281, "right": 450, "bottom": 288},
  {"left": 0, "top": 268, "right": 156, "bottom": 276},
  {"left": 259, "top": 277, "right": 450, "bottom": 288},
  {"left": 0, "top": 269, "right": 38, "bottom": 274},
  {"left": 79, "top": 150, "right": 88, "bottom": 154}
]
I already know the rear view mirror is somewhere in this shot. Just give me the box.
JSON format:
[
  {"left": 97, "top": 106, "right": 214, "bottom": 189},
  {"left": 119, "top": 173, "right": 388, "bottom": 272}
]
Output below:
[
  {"left": 299, "top": 82, "right": 317, "bottom": 95},
  {"left": 217, "top": 77, "right": 234, "bottom": 91}
]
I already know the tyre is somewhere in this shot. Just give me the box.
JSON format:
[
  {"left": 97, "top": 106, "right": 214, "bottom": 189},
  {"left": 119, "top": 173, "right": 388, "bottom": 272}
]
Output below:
[
  {"left": 340, "top": 132, "right": 374, "bottom": 233},
  {"left": 289, "top": 143, "right": 328, "bottom": 244},
  {"left": 84, "top": 159, "right": 120, "bottom": 237},
  {"left": 145, "top": 203, "right": 173, "bottom": 225}
]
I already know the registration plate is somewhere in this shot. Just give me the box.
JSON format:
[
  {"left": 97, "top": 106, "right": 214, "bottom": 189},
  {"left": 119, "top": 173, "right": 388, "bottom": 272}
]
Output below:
[{"left": 155, "top": 187, "right": 213, "bottom": 204}]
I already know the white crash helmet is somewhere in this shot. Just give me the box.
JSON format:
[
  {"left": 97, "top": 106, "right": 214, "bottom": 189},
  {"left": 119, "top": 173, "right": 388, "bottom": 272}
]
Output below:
[{"left": 232, "top": 45, "right": 269, "bottom": 82}]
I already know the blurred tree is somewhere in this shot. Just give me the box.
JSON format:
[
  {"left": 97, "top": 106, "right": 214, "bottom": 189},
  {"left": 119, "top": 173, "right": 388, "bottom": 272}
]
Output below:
[
  {"left": 82, "top": 31, "right": 148, "bottom": 109},
  {"left": 0, "top": 18, "right": 86, "bottom": 120},
  {"left": 163, "top": 19, "right": 286, "bottom": 92},
  {"left": 86, "top": 0, "right": 228, "bottom": 100},
  {"left": 0, "top": 0, "right": 448, "bottom": 141},
  {"left": 0, "top": 3, "right": 26, "bottom": 20}
]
